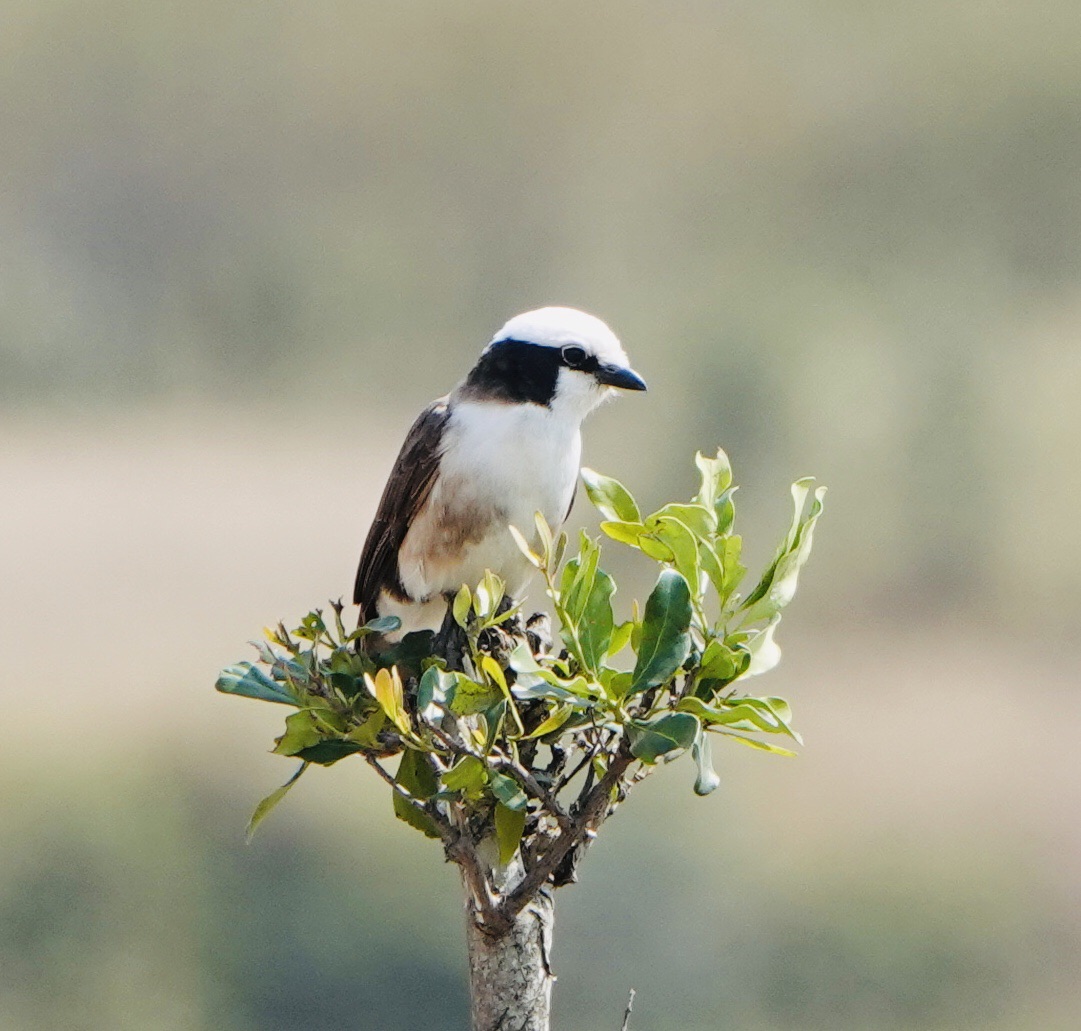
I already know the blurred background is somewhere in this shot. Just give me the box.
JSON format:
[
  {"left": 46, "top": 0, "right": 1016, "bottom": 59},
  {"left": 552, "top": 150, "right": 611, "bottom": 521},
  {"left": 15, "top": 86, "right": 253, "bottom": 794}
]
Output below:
[{"left": 2, "top": 2, "right": 1080, "bottom": 1028}]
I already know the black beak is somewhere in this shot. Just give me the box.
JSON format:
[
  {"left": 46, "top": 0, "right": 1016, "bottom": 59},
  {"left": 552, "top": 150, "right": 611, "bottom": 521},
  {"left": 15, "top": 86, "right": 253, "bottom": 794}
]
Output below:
[{"left": 595, "top": 363, "right": 647, "bottom": 391}]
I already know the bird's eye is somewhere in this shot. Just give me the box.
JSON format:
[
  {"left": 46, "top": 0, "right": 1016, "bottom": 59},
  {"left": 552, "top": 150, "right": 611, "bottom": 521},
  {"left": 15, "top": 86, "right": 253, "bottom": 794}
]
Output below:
[{"left": 561, "top": 345, "right": 587, "bottom": 368}]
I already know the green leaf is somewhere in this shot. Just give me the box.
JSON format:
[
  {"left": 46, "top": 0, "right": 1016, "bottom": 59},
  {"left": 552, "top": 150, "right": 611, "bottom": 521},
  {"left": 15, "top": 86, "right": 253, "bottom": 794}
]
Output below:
[
  {"left": 676, "top": 695, "right": 800, "bottom": 743},
  {"left": 534, "top": 510, "right": 554, "bottom": 565},
  {"left": 513, "top": 675, "right": 598, "bottom": 706},
  {"left": 719, "top": 535, "right": 746, "bottom": 598},
  {"left": 416, "top": 665, "right": 456, "bottom": 723},
  {"left": 374, "top": 629, "right": 434, "bottom": 673},
  {"left": 357, "top": 614, "right": 402, "bottom": 636},
  {"left": 251, "top": 637, "right": 278, "bottom": 666},
  {"left": 507, "top": 647, "right": 597, "bottom": 704},
  {"left": 507, "top": 640, "right": 545, "bottom": 676},
  {"left": 652, "top": 516, "right": 701, "bottom": 598},
  {"left": 494, "top": 802, "right": 526, "bottom": 865},
  {"left": 508, "top": 524, "right": 543, "bottom": 568},
  {"left": 715, "top": 488, "right": 737, "bottom": 536},
  {"left": 273, "top": 652, "right": 315, "bottom": 692},
  {"left": 329, "top": 647, "right": 365, "bottom": 676},
  {"left": 580, "top": 467, "right": 641, "bottom": 523},
  {"left": 330, "top": 600, "right": 349, "bottom": 642},
  {"left": 602, "top": 669, "right": 634, "bottom": 699},
  {"left": 293, "top": 611, "right": 327, "bottom": 641},
  {"left": 393, "top": 749, "right": 441, "bottom": 838},
  {"left": 607, "top": 620, "right": 634, "bottom": 658},
  {"left": 294, "top": 740, "right": 364, "bottom": 765},
  {"left": 677, "top": 696, "right": 767, "bottom": 729},
  {"left": 717, "top": 732, "right": 797, "bottom": 758},
  {"left": 452, "top": 584, "right": 472, "bottom": 629},
  {"left": 527, "top": 704, "right": 575, "bottom": 739},
  {"left": 442, "top": 755, "right": 488, "bottom": 795},
  {"left": 366, "top": 667, "right": 412, "bottom": 737},
  {"left": 733, "top": 696, "right": 803, "bottom": 744},
  {"left": 692, "top": 732, "right": 721, "bottom": 796},
  {"left": 551, "top": 530, "right": 569, "bottom": 571},
  {"left": 599, "top": 520, "right": 648, "bottom": 549},
  {"left": 346, "top": 708, "right": 387, "bottom": 748},
  {"left": 216, "top": 662, "right": 297, "bottom": 706},
  {"left": 273, "top": 709, "right": 324, "bottom": 756},
  {"left": 648, "top": 502, "right": 716, "bottom": 538},
  {"left": 638, "top": 535, "right": 675, "bottom": 562},
  {"left": 479, "top": 654, "right": 508, "bottom": 693},
  {"left": 740, "top": 617, "right": 783, "bottom": 678},
  {"left": 310, "top": 705, "right": 348, "bottom": 734},
  {"left": 577, "top": 568, "right": 615, "bottom": 673},
  {"left": 627, "top": 712, "right": 700, "bottom": 763},
  {"left": 481, "top": 699, "right": 507, "bottom": 753},
  {"left": 740, "top": 480, "right": 826, "bottom": 624},
  {"left": 694, "top": 448, "right": 733, "bottom": 511},
  {"left": 246, "top": 763, "right": 308, "bottom": 841},
  {"left": 489, "top": 771, "right": 528, "bottom": 810},
  {"left": 628, "top": 570, "right": 692, "bottom": 695},
  {"left": 764, "top": 696, "right": 793, "bottom": 722},
  {"left": 475, "top": 570, "right": 505, "bottom": 622},
  {"left": 698, "top": 540, "right": 726, "bottom": 599},
  {"left": 696, "top": 639, "right": 747, "bottom": 684},
  {"left": 561, "top": 533, "right": 601, "bottom": 623},
  {"left": 449, "top": 674, "right": 502, "bottom": 716}
]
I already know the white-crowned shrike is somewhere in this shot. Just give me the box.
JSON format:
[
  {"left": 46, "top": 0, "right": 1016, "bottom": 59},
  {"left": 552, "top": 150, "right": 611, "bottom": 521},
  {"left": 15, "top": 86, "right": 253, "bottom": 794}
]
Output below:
[{"left": 353, "top": 306, "right": 646, "bottom": 639}]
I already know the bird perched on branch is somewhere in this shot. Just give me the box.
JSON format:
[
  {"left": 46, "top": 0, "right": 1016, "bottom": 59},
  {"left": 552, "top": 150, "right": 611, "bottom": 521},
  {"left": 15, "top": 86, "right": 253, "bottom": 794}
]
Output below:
[{"left": 353, "top": 306, "right": 646, "bottom": 640}]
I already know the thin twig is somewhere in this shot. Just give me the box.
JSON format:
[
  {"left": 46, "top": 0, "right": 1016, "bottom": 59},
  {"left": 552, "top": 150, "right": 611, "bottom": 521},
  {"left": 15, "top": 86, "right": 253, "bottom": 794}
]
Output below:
[
  {"left": 498, "top": 749, "right": 635, "bottom": 925},
  {"left": 491, "top": 754, "right": 574, "bottom": 833},
  {"left": 556, "top": 725, "right": 610, "bottom": 794},
  {"left": 620, "top": 988, "right": 636, "bottom": 1031},
  {"left": 556, "top": 746, "right": 594, "bottom": 794},
  {"left": 365, "top": 754, "right": 498, "bottom": 924},
  {"left": 362, "top": 754, "right": 456, "bottom": 842},
  {"left": 425, "top": 721, "right": 471, "bottom": 758},
  {"left": 578, "top": 759, "right": 596, "bottom": 803},
  {"left": 425, "top": 719, "right": 575, "bottom": 834}
]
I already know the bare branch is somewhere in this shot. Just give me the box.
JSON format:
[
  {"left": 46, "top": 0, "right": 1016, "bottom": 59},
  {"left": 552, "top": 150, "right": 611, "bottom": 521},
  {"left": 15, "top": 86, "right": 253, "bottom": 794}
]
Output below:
[
  {"left": 448, "top": 833, "right": 503, "bottom": 929},
  {"left": 364, "top": 754, "right": 507, "bottom": 928},
  {"left": 363, "top": 754, "right": 456, "bottom": 843},
  {"left": 490, "top": 754, "right": 574, "bottom": 834},
  {"left": 425, "top": 720, "right": 575, "bottom": 835},
  {"left": 497, "top": 749, "right": 636, "bottom": 925},
  {"left": 425, "top": 721, "right": 473, "bottom": 759}
]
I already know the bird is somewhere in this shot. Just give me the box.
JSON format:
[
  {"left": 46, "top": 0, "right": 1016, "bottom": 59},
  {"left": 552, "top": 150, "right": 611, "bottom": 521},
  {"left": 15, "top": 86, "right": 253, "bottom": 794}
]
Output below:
[{"left": 353, "top": 306, "right": 646, "bottom": 641}]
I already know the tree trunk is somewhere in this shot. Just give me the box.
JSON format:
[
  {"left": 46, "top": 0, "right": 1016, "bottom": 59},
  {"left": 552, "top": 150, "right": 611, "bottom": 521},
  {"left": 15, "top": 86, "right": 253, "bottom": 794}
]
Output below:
[{"left": 465, "top": 886, "right": 555, "bottom": 1031}]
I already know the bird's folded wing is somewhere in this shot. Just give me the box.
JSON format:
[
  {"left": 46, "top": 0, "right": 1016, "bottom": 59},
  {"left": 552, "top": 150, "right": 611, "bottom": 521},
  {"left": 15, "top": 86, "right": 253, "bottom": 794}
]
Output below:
[{"left": 353, "top": 398, "right": 451, "bottom": 623}]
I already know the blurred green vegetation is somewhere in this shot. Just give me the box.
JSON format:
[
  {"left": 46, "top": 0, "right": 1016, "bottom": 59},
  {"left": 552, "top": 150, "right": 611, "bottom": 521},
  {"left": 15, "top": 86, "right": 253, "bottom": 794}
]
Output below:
[
  {"left": 2, "top": 747, "right": 1072, "bottom": 1028},
  {"left": 3, "top": 3, "right": 1081, "bottom": 1029},
  {"left": 3, "top": 0, "right": 1081, "bottom": 628},
  {"left": 2, "top": 753, "right": 1078, "bottom": 1031}
]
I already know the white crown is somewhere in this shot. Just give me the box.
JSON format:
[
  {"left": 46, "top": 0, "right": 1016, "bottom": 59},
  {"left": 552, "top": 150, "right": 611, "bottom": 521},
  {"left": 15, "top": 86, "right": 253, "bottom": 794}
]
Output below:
[{"left": 487, "top": 307, "right": 628, "bottom": 367}]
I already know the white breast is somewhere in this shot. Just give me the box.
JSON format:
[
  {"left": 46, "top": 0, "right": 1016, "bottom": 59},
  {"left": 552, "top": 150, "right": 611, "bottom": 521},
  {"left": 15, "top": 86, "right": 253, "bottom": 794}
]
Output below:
[{"left": 394, "top": 399, "right": 581, "bottom": 626}]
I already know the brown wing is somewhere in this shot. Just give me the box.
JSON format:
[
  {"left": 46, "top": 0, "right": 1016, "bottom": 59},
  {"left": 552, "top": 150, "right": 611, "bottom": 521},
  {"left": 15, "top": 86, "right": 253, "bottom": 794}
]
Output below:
[
  {"left": 353, "top": 398, "right": 451, "bottom": 623},
  {"left": 563, "top": 486, "right": 576, "bottom": 524}
]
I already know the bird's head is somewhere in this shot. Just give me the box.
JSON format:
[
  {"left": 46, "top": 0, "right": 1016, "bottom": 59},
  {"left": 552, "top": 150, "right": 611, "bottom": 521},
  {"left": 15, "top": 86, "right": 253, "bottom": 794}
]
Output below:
[{"left": 460, "top": 306, "right": 646, "bottom": 419}]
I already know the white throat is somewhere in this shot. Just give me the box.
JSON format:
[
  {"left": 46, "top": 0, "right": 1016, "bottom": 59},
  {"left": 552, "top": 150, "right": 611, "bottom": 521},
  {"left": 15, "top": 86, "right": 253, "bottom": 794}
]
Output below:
[{"left": 442, "top": 399, "right": 584, "bottom": 540}]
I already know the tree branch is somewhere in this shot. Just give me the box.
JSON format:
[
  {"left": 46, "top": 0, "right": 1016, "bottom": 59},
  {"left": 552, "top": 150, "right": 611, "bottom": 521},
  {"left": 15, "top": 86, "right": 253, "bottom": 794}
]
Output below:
[
  {"left": 495, "top": 748, "right": 636, "bottom": 928},
  {"left": 363, "top": 754, "right": 456, "bottom": 843},
  {"left": 448, "top": 832, "right": 503, "bottom": 928},
  {"left": 425, "top": 721, "right": 575, "bottom": 835},
  {"left": 490, "top": 754, "right": 574, "bottom": 834}
]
